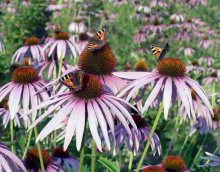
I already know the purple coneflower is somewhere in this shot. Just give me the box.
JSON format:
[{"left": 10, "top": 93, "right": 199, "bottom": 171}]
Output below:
[
  {"left": 0, "top": 142, "right": 26, "bottom": 172},
  {"left": 22, "top": 0, "right": 31, "bottom": 7},
  {"left": 199, "top": 36, "right": 214, "bottom": 49},
  {"left": 133, "top": 29, "right": 148, "bottom": 44},
  {"left": 147, "top": 17, "right": 165, "bottom": 35},
  {"left": 68, "top": 17, "right": 86, "bottom": 34},
  {"left": 186, "top": 61, "right": 205, "bottom": 74},
  {"left": 77, "top": 33, "right": 89, "bottom": 53},
  {"left": 170, "top": 14, "right": 184, "bottom": 22},
  {"left": 136, "top": 5, "right": 151, "bottom": 14},
  {"left": 43, "top": 29, "right": 80, "bottom": 61},
  {"left": 0, "top": 98, "right": 30, "bottom": 128},
  {"left": 0, "top": 66, "right": 49, "bottom": 122},
  {"left": 24, "top": 147, "right": 62, "bottom": 172},
  {"left": 78, "top": 37, "right": 128, "bottom": 95},
  {"left": 178, "top": 46, "right": 195, "bottom": 57},
  {"left": 118, "top": 58, "right": 213, "bottom": 120},
  {"left": 150, "top": 0, "right": 168, "bottom": 7},
  {"left": 46, "top": 0, "right": 64, "bottom": 11},
  {"left": 108, "top": 114, "right": 161, "bottom": 155},
  {"left": 12, "top": 36, "right": 44, "bottom": 65},
  {"left": 28, "top": 74, "right": 138, "bottom": 151},
  {"left": 52, "top": 147, "right": 79, "bottom": 172},
  {"left": 175, "top": 29, "right": 191, "bottom": 41},
  {"left": 199, "top": 56, "right": 215, "bottom": 66},
  {"left": 203, "top": 71, "right": 220, "bottom": 85},
  {"left": 181, "top": 19, "right": 197, "bottom": 30},
  {"left": 134, "top": 59, "right": 148, "bottom": 72},
  {"left": 141, "top": 156, "right": 191, "bottom": 172},
  {"left": 190, "top": 116, "right": 210, "bottom": 136}
]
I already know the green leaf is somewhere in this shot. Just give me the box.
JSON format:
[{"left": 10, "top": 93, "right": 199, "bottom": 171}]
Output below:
[{"left": 97, "top": 157, "right": 120, "bottom": 172}]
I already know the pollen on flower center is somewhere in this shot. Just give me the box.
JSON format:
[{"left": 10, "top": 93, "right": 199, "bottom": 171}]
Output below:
[
  {"left": 79, "top": 43, "right": 116, "bottom": 75},
  {"left": 25, "top": 36, "right": 40, "bottom": 46},
  {"left": 55, "top": 31, "right": 70, "bottom": 40},
  {"left": 25, "top": 148, "right": 51, "bottom": 170},
  {"left": 53, "top": 147, "right": 70, "bottom": 158},
  {"left": 74, "top": 75, "right": 103, "bottom": 99},
  {"left": 157, "top": 58, "right": 186, "bottom": 77},
  {"left": 12, "top": 66, "right": 39, "bottom": 84},
  {"left": 143, "top": 165, "right": 166, "bottom": 172},
  {"left": 134, "top": 59, "right": 148, "bottom": 71},
  {"left": 162, "top": 156, "right": 186, "bottom": 172}
]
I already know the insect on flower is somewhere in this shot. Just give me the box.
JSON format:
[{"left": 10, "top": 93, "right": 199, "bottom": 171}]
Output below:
[
  {"left": 87, "top": 28, "right": 107, "bottom": 50},
  {"left": 59, "top": 70, "right": 84, "bottom": 92},
  {"left": 150, "top": 42, "right": 169, "bottom": 62}
]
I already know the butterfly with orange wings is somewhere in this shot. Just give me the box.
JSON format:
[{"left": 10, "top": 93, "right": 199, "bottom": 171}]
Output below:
[
  {"left": 150, "top": 43, "right": 169, "bottom": 62},
  {"left": 60, "top": 70, "right": 84, "bottom": 92},
  {"left": 87, "top": 28, "right": 107, "bottom": 51}
]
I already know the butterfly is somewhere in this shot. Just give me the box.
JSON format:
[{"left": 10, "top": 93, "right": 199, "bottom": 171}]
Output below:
[
  {"left": 60, "top": 70, "right": 84, "bottom": 92},
  {"left": 150, "top": 43, "right": 169, "bottom": 62},
  {"left": 87, "top": 28, "right": 107, "bottom": 51},
  {"left": 55, "top": 24, "right": 62, "bottom": 33}
]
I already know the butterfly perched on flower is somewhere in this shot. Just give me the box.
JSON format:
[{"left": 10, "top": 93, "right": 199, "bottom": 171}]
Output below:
[
  {"left": 87, "top": 28, "right": 107, "bottom": 51},
  {"left": 150, "top": 43, "right": 169, "bottom": 62},
  {"left": 60, "top": 70, "right": 84, "bottom": 92}
]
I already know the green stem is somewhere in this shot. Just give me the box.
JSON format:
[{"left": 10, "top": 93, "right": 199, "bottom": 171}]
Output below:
[
  {"left": 78, "top": 138, "right": 85, "bottom": 172},
  {"left": 212, "top": 82, "right": 216, "bottom": 106},
  {"left": 91, "top": 140, "right": 97, "bottom": 172},
  {"left": 22, "top": 129, "right": 33, "bottom": 159},
  {"left": 178, "top": 134, "right": 189, "bottom": 156},
  {"left": 128, "top": 151, "right": 134, "bottom": 171},
  {"left": 34, "top": 127, "right": 45, "bottom": 172},
  {"left": 10, "top": 120, "right": 15, "bottom": 153},
  {"left": 191, "top": 135, "right": 208, "bottom": 168},
  {"left": 58, "top": 57, "right": 63, "bottom": 78},
  {"left": 183, "top": 135, "right": 196, "bottom": 157},
  {"left": 136, "top": 103, "right": 164, "bottom": 172}
]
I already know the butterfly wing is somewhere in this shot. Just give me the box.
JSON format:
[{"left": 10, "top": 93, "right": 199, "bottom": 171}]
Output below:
[
  {"left": 151, "top": 45, "right": 163, "bottom": 58},
  {"left": 157, "top": 43, "right": 169, "bottom": 61},
  {"left": 60, "top": 70, "right": 84, "bottom": 92},
  {"left": 87, "top": 28, "right": 107, "bottom": 51}
]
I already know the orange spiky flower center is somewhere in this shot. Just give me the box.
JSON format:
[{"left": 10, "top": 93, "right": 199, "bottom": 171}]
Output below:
[
  {"left": 143, "top": 165, "right": 166, "bottom": 172},
  {"left": 55, "top": 31, "right": 70, "bottom": 40},
  {"left": 53, "top": 147, "right": 70, "bottom": 158},
  {"left": 162, "top": 156, "right": 187, "bottom": 172},
  {"left": 12, "top": 66, "right": 39, "bottom": 84},
  {"left": 79, "top": 44, "right": 116, "bottom": 75},
  {"left": 134, "top": 59, "right": 148, "bottom": 71},
  {"left": 74, "top": 75, "right": 103, "bottom": 99},
  {"left": 157, "top": 58, "right": 186, "bottom": 77},
  {"left": 25, "top": 148, "right": 51, "bottom": 170},
  {"left": 25, "top": 36, "right": 40, "bottom": 46}
]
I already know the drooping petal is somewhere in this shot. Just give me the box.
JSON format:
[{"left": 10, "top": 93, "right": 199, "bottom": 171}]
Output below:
[{"left": 163, "top": 77, "right": 172, "bottom": 120}]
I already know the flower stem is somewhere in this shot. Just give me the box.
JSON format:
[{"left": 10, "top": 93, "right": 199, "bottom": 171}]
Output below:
[
  {"left": 135, "top": 102, "right": 164, "bottom": 172},
  {"left": 191, "top": 134, "right": 208, "bottom": 168},
  {"left": 22, "top": 128, "right": 33, "bottom": 159},
  {"left": 10, "top": 119, "right": 15, "bottom": 153},
  {"left": 128, "top": 151, "right": 134, "bottom": 171},
  {"left": 178, "top": 134, "right": 189, "bottom": 156},
  {"left": 34, "top": 127, "right": 45, "bottom": 172},
  {"left": 91, "top": 140, "right": 97, "bottom": 172},
  {"left": 78, "top": 137, "right": 85, "bottom": 172},
  {"left": 212, "top": 82, "right": 216, "bottom": 106}
]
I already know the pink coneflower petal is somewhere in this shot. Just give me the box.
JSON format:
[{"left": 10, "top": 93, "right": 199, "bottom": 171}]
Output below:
[
  {"left": 142, "top": 76, "right": 165, "bottom": 113},
  {"left": 0, "top": 154, "right": 11, "bottom": 172},
  {"left": 49, "top": 42, "right": 58, "bottom": 57},
  {"left": 113, "top": 72, "right": 149, "bottom": 80},
  {"left": 163, "top": 77, "right": 172, "bottom": 120}
]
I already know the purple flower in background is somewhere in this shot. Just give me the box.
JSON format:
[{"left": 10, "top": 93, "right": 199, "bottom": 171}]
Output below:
[
  {"left": 199, "top": 57, "right": 215, "bottom": 66},
  {"left": 133, "top": 28, "right": 148, "bottom": 44},
  {"left": 175, "top": 29, "right": 191, "bottom": 41},
  {"left": 199, "top": 37, "right": 214, "bottom": 49},
  {"left": 117, "top": 58, "right": 213, "bottom": 121},
  {"left": 77, "top": 33, "right": 89, "bottom": 53},
  {"left": 147, "top": 17, "right": 165, "bottom": 35},
  {"left": 0, "top": 142, "right": 26, "bottom": 172},
  {"left": 170, "top": 13, "right": 184, "bottom": 22},
  {"left": 46, "top": 1, "right": 64, "bottom": 11},
  {"left": 178, "top": 47, "right": 195, "bottom": 57},
  {"left": 12, "top": 36, "right": 44, "bottom": 65},
  {"left": 200, "top": 152, "right": 220, "bottom": 167},
  {"left": 0, "top": 66, "right": 49, "bottom": 123},
  {"left": 68, "top": 17, "right": 87, "bottom": 34},
  {"left": 203, "top": 71, "right": 220, "bottom": 85},
  {"left": 186, "top": 61, "right": 205, "bottom": 74},
  {"left": 43, "top": 30, "right": 80, "bottom": 61},
  {"left": 0, "top": 98, "right": 30, "bottom": 128},
  {"left": 136, "top": 5, "right": 151, "bottom": 14},
  {"left": 190, "top": 116, "right": 210, "bottom": 136},
  {"left": 52, "top": 148, "right": 79, "bottom": 172},
  {"left": 181, "top": 19, "right": 198, "bottom": 30},
  {"left": 150, "top": 0, "right": 169, "bottom": 7},
  {"left": 22, "top": 0, "right": 31, "bottom": 7},
  {"left": 24, "top": 147, "right": 63, "bottom": 172},
  {"left": 28, "top": 74, "right": 137, "bottom": 151}
]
